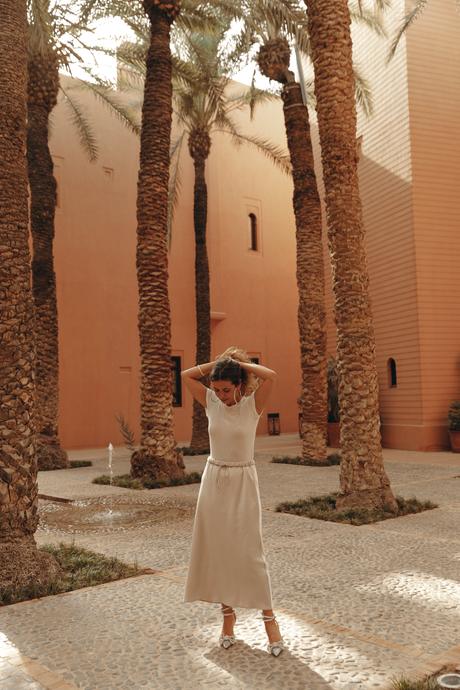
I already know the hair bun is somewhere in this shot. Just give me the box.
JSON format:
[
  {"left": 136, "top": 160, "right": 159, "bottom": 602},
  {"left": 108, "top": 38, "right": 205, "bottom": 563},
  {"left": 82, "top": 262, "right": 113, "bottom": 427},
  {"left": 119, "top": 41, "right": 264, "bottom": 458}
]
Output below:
[{"left": 217, "top": 346, "right": 259, "bottom": 395}]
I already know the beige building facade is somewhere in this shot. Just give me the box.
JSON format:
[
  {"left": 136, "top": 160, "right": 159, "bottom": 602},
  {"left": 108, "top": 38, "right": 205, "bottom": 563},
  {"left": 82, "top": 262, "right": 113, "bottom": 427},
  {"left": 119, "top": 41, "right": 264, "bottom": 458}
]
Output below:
[{"left": 50, "top": 0, "right": 459, "bottom": 451}]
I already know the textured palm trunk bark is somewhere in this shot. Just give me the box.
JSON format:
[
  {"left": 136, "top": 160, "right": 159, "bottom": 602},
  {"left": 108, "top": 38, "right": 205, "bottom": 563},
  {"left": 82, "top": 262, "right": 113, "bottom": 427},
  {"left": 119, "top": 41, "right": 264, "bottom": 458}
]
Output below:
[
  {"left": 131, "top": 2, "right": 184, "bottom": 481},
  {"left": 189, "top": 153, "right": 211, "bottom": 453},
  {"left": 306, "top": 0, "right": 397, "bottom": 511},
  {"left": 27, "top": 55, "right": 68, "bottom": 471},
  {"left": 281, "top": 81, "right": 328, "bottom": 463},
  {"left": 0, "top": 0, "right": 61, "bottom": 591},
  {"left": 257, "top": 38, "right": 328, "bottom": 464}
]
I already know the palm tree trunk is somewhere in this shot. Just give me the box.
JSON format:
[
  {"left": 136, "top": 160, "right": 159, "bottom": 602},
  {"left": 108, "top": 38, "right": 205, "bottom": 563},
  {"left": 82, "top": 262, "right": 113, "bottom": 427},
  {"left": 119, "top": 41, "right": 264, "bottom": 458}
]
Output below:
[
  {"left": 131, "top": 1, "right": 184, "bottom": 481},
  {"left": 0, "top": 0, "right": 61, "bottom": 592},
  {"left": 281, "top": 81, "right": 328, "bottom": 463},
  {"left": 27, "top": 52, "right": 68, "bottom": 471},
  {"left": 189, "top": 152, "right": 211, "bottom": 453},
  {"left": 257, "top": 38, "right": 328, "bottom": 463},
  {"left": 306, "top": 0, "right": 397, "bottom": 511}
]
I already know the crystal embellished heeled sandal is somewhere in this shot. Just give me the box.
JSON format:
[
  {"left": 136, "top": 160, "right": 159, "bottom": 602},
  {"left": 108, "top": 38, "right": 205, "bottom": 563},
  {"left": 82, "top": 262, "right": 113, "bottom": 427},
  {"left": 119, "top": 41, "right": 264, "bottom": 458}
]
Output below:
[
  {"left": 261, "top": 614, "right": 284, "bottom": 657},
  {"left": 219, "top": 607, "right": 236, "bottom": 649}
]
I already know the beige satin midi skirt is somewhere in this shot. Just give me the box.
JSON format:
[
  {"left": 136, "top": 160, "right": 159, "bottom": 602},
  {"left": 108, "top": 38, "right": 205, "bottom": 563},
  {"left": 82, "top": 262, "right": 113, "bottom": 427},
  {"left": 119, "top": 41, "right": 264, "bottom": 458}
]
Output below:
[{"left": 184, "top": 458, "right": 273, "bottom": 609}]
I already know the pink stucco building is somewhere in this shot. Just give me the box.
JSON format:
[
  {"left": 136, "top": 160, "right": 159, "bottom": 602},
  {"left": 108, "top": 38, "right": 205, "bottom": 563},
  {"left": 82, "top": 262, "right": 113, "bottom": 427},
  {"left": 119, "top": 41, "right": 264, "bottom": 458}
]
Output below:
[{"left": 50, "top": 0, "right": 460, "bottom": 451}]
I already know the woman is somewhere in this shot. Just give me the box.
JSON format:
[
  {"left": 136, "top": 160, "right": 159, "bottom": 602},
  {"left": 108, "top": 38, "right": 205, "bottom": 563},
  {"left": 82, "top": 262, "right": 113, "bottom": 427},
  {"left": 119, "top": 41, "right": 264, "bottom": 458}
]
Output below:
[{"left": 182, "top": 348, "right": 284, "bottom": 656}]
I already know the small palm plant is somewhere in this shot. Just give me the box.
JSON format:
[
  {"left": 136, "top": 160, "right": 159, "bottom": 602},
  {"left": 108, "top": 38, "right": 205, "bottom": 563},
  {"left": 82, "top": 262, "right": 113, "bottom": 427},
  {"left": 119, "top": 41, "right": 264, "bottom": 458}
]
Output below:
[
  {"left": 448, "top": 401, "right": 460, "bottom": 452},
  {"left": 448, "top": 401, "right": 460, "bottom": 430}
]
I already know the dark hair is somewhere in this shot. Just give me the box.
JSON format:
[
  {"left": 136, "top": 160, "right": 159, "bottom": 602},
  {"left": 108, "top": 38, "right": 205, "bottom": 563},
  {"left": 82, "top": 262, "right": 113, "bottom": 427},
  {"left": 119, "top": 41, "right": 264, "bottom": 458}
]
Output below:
[{"left": 210, "top": 358, "right": 248, "bottom": 387}]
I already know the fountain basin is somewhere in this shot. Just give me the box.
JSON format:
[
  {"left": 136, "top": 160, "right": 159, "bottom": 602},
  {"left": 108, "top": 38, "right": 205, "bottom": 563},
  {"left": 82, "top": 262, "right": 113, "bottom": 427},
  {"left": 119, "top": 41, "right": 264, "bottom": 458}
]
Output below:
[{"left": 39, "top": 496, "right": 194, "bottom": 534}]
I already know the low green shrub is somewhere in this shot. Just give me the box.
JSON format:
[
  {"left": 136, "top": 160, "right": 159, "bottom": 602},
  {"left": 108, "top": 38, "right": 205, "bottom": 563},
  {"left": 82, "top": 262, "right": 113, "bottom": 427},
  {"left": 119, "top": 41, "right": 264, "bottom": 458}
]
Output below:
[
  {"left": 392, "top": 667, "right": 457, "bottom": 690},
  {"left": 276, "top": 493, "right": 437, "bottom": 526},
  {"left": 448, "top": 401, "right": 460, "bottom": 431},
  {"left": 272, "top": 453, "right": 341, "bottom": 466},
  {"left": 0, "top": 543, "right": 142, "bottom": 606},
  {"left": 69, "top": 460, "right": 93, "bottom": 468},
  {"left": 92, "top": 471, "right": 202, "bottom": 490},
  {"left": 177, "top": 446, "right": 209, "bottom": 456}
]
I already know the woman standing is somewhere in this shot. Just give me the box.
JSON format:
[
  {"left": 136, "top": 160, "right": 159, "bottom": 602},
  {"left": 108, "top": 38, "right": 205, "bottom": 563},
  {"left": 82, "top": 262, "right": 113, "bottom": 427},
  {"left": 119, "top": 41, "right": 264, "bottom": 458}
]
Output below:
[{"left": 182, "top": 348, "right": 284, "bottom": 656}]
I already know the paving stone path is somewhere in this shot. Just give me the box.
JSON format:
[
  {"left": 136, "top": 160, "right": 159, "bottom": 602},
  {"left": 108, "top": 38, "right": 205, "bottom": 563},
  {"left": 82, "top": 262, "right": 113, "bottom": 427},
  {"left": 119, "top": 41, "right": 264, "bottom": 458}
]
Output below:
[{"left": 1, "top": 435, "right": 459, "bottom": 690}]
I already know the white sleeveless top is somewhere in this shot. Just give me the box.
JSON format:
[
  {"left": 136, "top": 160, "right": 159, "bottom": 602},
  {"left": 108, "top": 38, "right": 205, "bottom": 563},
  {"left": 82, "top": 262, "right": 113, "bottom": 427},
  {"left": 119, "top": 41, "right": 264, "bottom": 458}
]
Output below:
[{"left": 205, "top": 388, "right": 261, "bottom": 464}]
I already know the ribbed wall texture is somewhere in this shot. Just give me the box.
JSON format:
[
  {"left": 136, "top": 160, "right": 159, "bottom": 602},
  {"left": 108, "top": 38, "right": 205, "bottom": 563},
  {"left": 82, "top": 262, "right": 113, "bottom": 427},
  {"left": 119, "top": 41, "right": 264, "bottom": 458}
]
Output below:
[
  {"left": 351, "top": 2, "right": 423, "bottom": 440},
  {"left": 406, "top": 0, "right": 460, "bottom": 438}
]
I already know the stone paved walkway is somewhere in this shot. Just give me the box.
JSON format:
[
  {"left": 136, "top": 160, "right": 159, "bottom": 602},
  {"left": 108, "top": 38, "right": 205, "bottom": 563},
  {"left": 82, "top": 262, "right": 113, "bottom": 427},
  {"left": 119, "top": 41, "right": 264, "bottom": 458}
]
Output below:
[{"left": 1, "top": 435, "right": 460, "bottom": 690}]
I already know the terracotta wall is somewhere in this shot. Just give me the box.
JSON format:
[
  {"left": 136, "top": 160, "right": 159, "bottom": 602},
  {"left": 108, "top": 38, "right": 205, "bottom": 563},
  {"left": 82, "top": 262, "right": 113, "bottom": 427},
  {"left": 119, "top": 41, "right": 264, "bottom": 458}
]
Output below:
[
  {"left": 51, "top": 77, "right": 299, "bottom": 449},
  {"left": 350, "top": 2, "right": 426, "bottom": 449},
  {"left": 50, "top": 0, "right": 460, "bottom": 452},
  {"left": 52, "top": 80, "right": 141, "bottom": 449},
  {"left": 348, "top": 0, "right": 460, "bottom": 449},
  {"left": 406, "top": 0, "right": 460, "bottom": 449},
  {"left": 169, "top": 90, "right": 301, "bottom": 443}
]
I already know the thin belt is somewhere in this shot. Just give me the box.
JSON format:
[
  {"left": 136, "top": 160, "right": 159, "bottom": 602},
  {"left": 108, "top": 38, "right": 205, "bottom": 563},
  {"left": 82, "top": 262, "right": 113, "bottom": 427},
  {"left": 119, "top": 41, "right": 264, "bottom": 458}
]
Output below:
[{"left": 207, "top": 457, "right": 255, "bottom": 489}]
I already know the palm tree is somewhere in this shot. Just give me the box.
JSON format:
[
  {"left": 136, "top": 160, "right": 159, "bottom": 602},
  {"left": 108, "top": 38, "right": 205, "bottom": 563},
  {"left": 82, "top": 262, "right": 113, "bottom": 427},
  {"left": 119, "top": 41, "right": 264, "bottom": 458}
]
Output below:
[
  {"left": 306, "top": 0, "right": 398, "bottom": 511},
  {"left": 248, "top": 4, "right": 329, "bottom": 463},
  {"left": 26, "top": 0, "right": 105, "bottom": 471},
  {"left": 129, "top": 0, "right": 186, "bottom": 482},
  {"left": 0, "top": 0, "right": 60, "bottom": 592},
  {"left": 80, "top": 1, "right": 243, "bottom": 479},
  {"left": 172, "top": 28, "right": 291, "bottom": 452},
  {"left": 234, "top": 0, "right": 380, "bottom": 463},
  {"left": 105, "top": 20, "right": 290, "bottom": 455}
]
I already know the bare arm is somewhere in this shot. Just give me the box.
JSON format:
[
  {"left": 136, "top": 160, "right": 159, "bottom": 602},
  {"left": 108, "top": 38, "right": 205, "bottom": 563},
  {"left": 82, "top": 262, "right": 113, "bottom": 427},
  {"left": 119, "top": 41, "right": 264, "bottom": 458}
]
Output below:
[
  {"left": 239, "top": 361, "right": 277, "bottom": 415},
  {"left": 181, "top": 361, "right": 217, "bottom": 408}
]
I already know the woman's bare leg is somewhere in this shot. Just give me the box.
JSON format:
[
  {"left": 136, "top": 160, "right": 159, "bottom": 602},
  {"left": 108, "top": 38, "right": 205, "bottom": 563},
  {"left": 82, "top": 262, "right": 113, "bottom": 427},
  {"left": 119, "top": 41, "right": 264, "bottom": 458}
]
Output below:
[
  {"left": 221, "top": 603, "right": 236, "bottom": 636},
  {"left": 262, "top": 608, "right": 282, "bottom": 643}
]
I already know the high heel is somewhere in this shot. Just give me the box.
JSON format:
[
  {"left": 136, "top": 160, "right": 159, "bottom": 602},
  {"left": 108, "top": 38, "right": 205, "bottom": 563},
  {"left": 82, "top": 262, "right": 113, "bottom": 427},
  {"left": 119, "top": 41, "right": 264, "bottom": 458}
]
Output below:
[
  {"left": 219, "top": 607, "right": 236, "bottom": 649},
  {"left": 261, "top": 614, "right": 284, "bottom": 657}
]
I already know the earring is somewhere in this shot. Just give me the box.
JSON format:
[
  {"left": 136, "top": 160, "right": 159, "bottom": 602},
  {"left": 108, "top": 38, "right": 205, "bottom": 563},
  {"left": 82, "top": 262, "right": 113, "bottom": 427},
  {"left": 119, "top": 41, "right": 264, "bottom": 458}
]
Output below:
[{"left": 233, "top": 388, "right": 238, "bottom": 403}]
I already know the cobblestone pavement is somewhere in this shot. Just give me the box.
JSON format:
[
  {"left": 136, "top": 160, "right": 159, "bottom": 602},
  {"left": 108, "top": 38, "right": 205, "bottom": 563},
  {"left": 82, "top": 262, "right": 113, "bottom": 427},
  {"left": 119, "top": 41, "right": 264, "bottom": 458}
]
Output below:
[{"left": 1, "top": 435, "right": 460, "bottom": 690}]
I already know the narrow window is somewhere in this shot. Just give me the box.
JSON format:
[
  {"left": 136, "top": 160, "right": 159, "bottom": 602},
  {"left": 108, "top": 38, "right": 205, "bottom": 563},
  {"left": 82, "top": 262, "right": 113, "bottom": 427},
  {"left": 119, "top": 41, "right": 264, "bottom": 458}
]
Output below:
[
  {"left": 171, "top": 356, "right": 182, "bottom": 406},
  {"left": 388, "top": 358, "right": 397, "bottom": 388},
  {"left": 250, "top": 356, "right": 260, "bottom": 365},
  {"left": 248, "top": 213, "right": 258, "bottom": 251}
]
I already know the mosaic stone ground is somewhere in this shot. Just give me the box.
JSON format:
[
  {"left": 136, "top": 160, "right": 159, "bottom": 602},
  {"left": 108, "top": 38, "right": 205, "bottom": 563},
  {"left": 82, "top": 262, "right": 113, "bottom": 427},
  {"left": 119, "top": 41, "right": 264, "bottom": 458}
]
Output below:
[{"left": 1, "top": 435, "right": 459, "bottom": 690}]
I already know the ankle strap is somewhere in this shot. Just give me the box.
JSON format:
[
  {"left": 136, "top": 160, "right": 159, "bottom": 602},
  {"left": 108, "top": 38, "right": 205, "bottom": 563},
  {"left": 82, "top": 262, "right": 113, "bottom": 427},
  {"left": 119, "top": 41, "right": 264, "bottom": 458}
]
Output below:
[{"left": 261, "top": 614, "right": 276, "bottom": 621}]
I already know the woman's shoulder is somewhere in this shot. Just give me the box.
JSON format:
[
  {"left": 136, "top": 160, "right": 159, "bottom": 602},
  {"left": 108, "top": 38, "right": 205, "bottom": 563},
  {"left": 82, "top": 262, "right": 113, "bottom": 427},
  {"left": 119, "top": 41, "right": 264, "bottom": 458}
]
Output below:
[
  {"left": 206, "top": 387, "right": 219, "bottom": 405},
  {"left": 244, "top": 391, "right": 261, "bottom": 418}
]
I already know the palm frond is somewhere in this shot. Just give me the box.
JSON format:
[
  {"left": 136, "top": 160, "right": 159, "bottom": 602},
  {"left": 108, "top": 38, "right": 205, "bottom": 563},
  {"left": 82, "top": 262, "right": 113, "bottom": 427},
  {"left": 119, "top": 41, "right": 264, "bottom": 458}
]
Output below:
[
  {"left": 216, "top": 125, "right": 292, "bottom": 176},
  {"left": 171, "top": 54, "right": 202, "bottom": 86},
  {"left": 225, "top": 83, "right": 280, "bottom": 116},
  {"left": 372, "top": 0, "right": 392, "bottom": 11},
  {"left": 60, "top": 85, "right": 99, "bottom": 162},
  {"left": 353, "top": 63, "right": 373, "bottom": 118},
  {"left": 303, "top": 78, "right": 316, "bottom": 108},
  {"left": 349, "top": 2, "right": 387, "bottom": 37},
  {"left": 27, "top": 0, "right": 54, "bottom": 55},
  {"left": 115, "top": 413, "right": 136, "bottom": 452},
  {"left": 167, "top": 132, "right": 186, "bottom": 248},
  {"left": 71, "top": 76, "right": 141, "bottom": 137},
  {"left": 388, "top": 0, "right": 429, "bottom": 61}
]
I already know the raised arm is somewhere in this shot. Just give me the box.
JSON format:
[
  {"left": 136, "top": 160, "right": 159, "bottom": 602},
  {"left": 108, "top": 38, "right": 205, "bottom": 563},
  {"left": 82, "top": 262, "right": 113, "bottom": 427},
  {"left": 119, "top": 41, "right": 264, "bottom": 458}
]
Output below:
[
  {"left": 181, "top": 361, "right": 217, "bottom": 408},
  {"left": 239, "top": 361, "right": 277, "bottom": 415}
]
